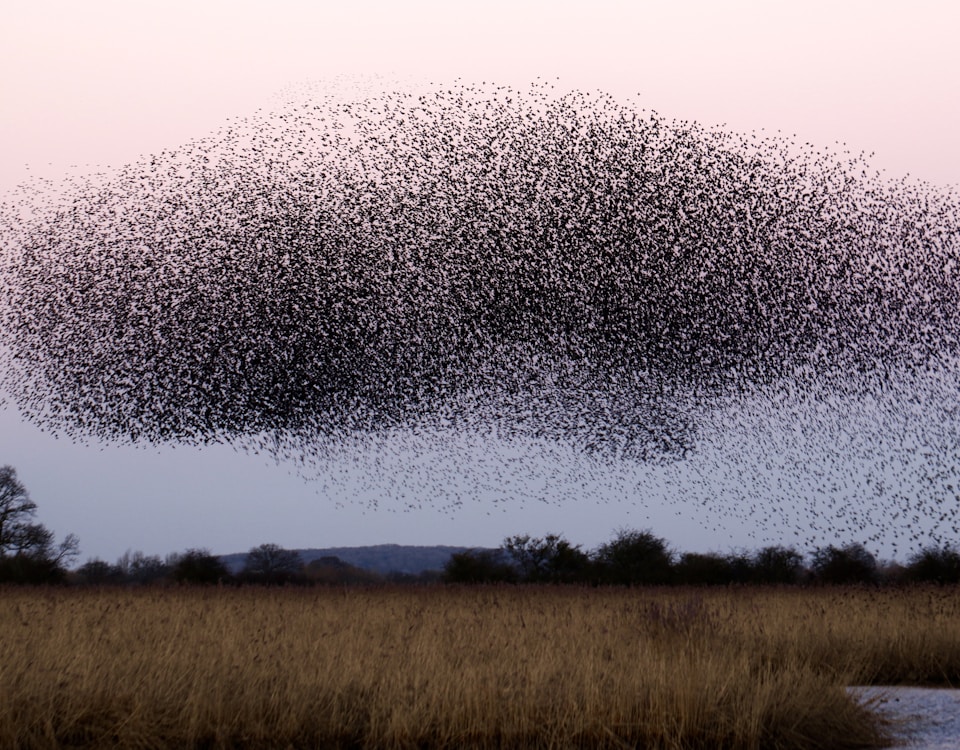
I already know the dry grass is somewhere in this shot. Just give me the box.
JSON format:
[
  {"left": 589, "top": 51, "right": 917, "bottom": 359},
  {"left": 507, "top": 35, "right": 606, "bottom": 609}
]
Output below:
[{"left": 1, "top": 585, "right": 957, "bottom": 749}]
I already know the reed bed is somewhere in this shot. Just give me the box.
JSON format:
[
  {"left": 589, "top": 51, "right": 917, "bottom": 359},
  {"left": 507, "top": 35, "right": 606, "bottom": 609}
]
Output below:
[{"left": 1, "top": 585, "right": 957, "bottom": 749}]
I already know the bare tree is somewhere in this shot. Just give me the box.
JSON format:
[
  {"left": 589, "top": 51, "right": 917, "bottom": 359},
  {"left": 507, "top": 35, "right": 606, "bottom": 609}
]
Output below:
[
  {"left": 241, "top": 543, "right": 303, "bottom": 584},
  {"left": 0, "top": 465, "right": 79, "bottom": 580},
  {"left": 0, "top": 465, "right": 36, "bottom": 553}
]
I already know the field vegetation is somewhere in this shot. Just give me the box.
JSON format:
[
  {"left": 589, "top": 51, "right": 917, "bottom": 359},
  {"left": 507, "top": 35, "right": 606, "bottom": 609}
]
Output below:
[{"left": 2, "top": 585, "right": 958, "bottom": 749}]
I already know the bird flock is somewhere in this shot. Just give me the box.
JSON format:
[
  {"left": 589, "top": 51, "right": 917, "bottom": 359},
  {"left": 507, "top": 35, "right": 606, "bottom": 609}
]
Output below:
[{"left": 1, "top": 79, "right": 958, "bottom": 548}]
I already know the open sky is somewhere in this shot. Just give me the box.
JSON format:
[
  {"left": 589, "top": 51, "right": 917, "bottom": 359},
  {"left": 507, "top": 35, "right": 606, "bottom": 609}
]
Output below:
[{"left": 1, "top": 0, "right": 958, "bottom": 564}]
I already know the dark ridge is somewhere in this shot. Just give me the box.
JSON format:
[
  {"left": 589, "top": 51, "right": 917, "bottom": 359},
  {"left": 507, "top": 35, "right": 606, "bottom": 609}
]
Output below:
[{"left": 220, "top": 544, "right": 479, "bottom": 576}]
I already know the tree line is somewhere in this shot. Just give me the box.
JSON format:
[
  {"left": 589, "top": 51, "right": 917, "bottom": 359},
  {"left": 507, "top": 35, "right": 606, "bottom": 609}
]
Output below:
[
  {"left": 444, "top": 530, "right": 960, "bottom": 586},
  {"left": 63, "top": 532, "right": 960, "bottom": 588},
  {"left": 2, "top": 464, "right": 959, "bottom": 586}
]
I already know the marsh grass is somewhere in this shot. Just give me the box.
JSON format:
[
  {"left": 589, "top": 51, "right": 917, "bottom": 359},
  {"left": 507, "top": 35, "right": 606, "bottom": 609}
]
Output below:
[{"left": 1, "top": 585, "right": 957, "bottom": 748}]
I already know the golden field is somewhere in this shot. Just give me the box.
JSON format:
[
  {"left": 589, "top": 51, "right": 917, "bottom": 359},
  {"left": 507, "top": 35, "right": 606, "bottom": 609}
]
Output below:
[{"left": 1, "top": 585, "right": 958, "bottom": 749}]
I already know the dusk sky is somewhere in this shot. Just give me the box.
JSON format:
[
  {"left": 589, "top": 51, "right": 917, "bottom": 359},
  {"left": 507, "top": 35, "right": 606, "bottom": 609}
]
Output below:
[{"left": 1, "top": 0, "right": 958, "bottom": 564}]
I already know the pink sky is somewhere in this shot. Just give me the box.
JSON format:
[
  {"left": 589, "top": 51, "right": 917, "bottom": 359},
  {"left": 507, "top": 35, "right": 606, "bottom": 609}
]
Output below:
[
  {"left": 3, "top": 1, "right": 958, "bottom": 190},
  {"left": 1, "top": 1, "right": 958, "bottom": 562}
]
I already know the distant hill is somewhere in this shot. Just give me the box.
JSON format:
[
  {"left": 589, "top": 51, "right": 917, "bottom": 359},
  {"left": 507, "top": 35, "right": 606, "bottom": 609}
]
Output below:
[{"left": 220, "top": 544, "right": 492, "bottom": 575}]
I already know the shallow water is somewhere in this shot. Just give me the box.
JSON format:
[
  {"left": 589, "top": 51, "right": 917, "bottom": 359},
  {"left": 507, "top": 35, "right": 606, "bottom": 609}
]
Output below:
[{"left": 849, "top": 687, "right": 960, "bottom": 749}]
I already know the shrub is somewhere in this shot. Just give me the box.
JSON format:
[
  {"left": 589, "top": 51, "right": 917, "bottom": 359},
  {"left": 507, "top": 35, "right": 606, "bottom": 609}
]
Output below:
[
  {"left": 811, "top": 544, "right": 877, "bottom": 585},
  {"left": 674, "top": 552, "right": 739, "bottom": 586},
  {"left": 0, "top": 554, "right": 66, "bottom": 584},
  {"left": 750, "top": 546, "right": 805, "bottom": 584},
  {"left": 76, "top": 558, "right": 125, "bottom": 585},
  {"left": 304, "top": 556, "right": 382, "bottom": 585},
  {"left": 905, "top": 546, "right": 960, "bottom": 584},
  {"left": 169, "top": 549, "right": 230, "bottom": 585},
  {"left": 444, "top": 549, "right": 518, "bottom": 584},
  {"left": 593, "top": 528, "right": 673, "bottom": 585},
  {"left": 503, "top": 534, "right": 590, "bottom": 583}
]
